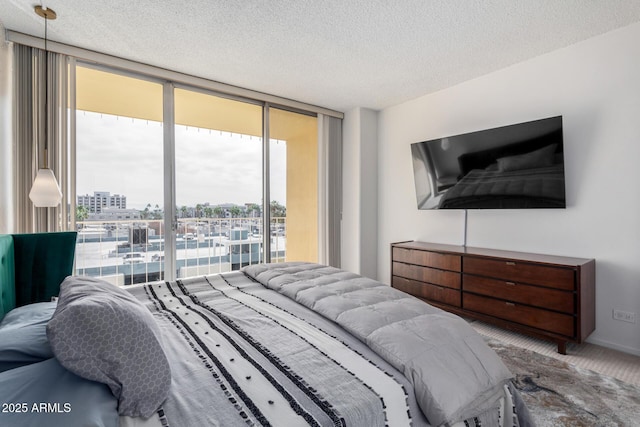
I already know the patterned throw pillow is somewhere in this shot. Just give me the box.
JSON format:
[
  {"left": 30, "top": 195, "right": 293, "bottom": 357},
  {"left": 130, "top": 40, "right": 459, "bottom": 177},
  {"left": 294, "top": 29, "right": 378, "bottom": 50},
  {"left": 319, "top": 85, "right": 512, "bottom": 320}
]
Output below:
[{"left": 46, "top": 276, "right": 171, "bottom": 418}]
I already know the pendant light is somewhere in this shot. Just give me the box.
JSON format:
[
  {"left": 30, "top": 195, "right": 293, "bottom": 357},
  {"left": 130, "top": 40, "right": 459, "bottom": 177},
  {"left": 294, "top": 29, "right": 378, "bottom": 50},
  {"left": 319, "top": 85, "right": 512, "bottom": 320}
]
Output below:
[{"left": 29, "top": 5, "right": 63, "bottom": 207}]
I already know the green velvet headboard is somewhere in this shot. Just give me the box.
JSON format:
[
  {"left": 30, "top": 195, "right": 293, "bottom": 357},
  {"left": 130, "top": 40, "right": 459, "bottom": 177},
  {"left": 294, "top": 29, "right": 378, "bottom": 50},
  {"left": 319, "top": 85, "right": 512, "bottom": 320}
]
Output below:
[
  {"left": 0, "top": 232, "right": 77, "bottom": 320},
  {"left": 0, "top": 235, "right": 16, "bottom": 320}
]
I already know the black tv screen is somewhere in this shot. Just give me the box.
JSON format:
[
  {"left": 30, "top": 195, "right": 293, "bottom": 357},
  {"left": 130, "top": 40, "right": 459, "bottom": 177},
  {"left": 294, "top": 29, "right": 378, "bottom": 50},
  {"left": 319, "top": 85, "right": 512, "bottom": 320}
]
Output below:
[{"left": 411, "top": 116, "right": 565, "bottom": 209}]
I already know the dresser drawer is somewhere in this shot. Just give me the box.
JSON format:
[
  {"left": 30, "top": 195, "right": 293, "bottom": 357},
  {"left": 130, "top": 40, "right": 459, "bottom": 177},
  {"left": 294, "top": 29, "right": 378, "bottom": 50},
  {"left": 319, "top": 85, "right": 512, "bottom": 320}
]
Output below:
[
  {"left": 463, "top": 257, "right": 575, "bottom": 290},
  {"left": 392, "top": 276, "right": 461, "bottom": 307},
  {"left": 463, "top": 274, "right": 574, "bottom": 314},
  {"left": 393, "top": 247, "right": 461, "bottom": 272},
  {"left": 392, "top": 262, "right": 461, "bottom": 289},
  {"left": 463, "top": 294, "right": 574, "bottom": 337}
]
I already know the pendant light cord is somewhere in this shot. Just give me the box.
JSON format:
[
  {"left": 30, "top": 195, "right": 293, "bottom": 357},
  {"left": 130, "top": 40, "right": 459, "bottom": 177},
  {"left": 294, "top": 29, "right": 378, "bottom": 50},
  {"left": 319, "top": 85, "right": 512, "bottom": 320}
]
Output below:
[{"left": 43, "top": 8, "right": 49, "bottom": 169}]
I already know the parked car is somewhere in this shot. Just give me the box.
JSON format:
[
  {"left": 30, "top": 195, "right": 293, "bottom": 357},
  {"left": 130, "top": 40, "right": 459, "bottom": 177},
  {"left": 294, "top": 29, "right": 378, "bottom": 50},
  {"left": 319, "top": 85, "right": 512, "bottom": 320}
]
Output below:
[{"left": 122, "top": 252, "right": 145, "bottom": 264}]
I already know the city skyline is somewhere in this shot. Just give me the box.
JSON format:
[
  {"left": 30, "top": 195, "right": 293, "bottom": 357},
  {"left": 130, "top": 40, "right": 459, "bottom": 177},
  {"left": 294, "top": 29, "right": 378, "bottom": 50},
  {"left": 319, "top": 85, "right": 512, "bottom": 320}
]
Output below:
[{"left": 76, "top": 190, "right": 279, "bottom": 214}]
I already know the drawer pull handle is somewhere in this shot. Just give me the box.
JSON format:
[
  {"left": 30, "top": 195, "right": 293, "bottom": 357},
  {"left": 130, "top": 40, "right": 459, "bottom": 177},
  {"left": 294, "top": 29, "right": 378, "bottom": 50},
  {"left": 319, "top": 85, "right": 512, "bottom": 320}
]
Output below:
[
  {"left": 505, "top": 302, "right": 515, "bottom": 307},
  {"left": 505, "top": 261, "right": 516, "bottom": 266},
  {"left": 505, "top": 281, "right": 516, "bottom": 286}
]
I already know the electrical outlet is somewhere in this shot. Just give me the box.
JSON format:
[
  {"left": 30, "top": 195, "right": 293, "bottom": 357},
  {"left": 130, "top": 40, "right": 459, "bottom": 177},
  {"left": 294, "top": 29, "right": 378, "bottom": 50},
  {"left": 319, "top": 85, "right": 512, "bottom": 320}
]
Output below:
[{"left": 613, "top": 309, "right": 636, "bottom": 324}]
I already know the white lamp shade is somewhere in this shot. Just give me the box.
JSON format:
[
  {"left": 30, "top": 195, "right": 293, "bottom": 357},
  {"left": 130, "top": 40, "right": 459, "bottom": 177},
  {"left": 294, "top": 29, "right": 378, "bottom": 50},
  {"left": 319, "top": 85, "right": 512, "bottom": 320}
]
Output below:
[{"left": 29, "top": 168, "right": 63, "bottom": 207}]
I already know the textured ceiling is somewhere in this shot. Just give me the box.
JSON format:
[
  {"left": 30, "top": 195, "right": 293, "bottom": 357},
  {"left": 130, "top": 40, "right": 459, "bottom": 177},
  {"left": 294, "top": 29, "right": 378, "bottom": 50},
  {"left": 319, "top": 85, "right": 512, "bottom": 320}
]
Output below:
[{"left": 2, "top": 1, "right": 640, "bottom": 112}]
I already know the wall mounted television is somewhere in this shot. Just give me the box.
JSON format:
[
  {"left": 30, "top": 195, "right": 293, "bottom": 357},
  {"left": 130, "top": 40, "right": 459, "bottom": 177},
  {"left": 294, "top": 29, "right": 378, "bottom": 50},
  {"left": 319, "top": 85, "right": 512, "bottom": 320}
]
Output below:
[{"left": 411, "top": 116, "right": 565, "bottom": 209}]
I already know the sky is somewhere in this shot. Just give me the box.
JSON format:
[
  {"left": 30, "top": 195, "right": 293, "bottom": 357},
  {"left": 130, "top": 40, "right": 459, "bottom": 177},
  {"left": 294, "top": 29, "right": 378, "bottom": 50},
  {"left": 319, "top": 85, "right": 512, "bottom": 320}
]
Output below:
[{"left": 76, "top": 111, "right": 287, "bottom": 210}]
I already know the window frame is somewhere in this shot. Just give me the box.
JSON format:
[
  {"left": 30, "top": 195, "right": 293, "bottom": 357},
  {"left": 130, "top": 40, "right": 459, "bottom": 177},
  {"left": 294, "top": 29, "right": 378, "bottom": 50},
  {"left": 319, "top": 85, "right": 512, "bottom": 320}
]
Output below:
[{"left": 72, "top": 61, "right": 325, "bottom": 281}]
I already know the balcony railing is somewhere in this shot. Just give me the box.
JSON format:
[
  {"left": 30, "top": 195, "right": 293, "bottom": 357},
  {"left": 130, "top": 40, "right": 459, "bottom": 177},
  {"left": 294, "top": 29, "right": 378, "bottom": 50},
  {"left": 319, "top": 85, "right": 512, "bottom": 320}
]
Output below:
[{"left": 75, "top": 217, "right": 286, "bottom": 285}]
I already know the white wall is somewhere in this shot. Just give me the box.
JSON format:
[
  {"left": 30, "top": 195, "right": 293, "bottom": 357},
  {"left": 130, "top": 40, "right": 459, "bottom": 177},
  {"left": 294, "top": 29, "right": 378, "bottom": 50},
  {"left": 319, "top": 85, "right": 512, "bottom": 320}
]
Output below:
[
  {"left": 342, "top": 107, "right": 378, "bottom": 278},
  {"left": 0, "top": 25, "right": 13, "bottom": 233},
  {"left": 376, "top": 22, "right": 640, "bottom": 355},
  {"left": 341, "top": 109, "right": 361, "bottom": 273}
]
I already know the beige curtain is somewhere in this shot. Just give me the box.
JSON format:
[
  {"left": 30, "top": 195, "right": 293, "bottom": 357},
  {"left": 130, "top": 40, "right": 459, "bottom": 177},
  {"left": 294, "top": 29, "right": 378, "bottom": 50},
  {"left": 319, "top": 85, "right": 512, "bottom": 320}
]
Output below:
[
  {"left": 317, "top": 114, "right": 342, "bottom": 267},
  {"left": 13, "top": 44, "right": 70, "bottom": 232}
]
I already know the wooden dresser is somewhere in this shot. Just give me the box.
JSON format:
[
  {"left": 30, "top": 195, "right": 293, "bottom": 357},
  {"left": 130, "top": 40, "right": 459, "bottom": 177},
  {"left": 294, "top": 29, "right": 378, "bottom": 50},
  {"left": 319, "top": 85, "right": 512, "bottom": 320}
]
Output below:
[{"left": 391, "top": 241, "right": 595, "bottom": 354}]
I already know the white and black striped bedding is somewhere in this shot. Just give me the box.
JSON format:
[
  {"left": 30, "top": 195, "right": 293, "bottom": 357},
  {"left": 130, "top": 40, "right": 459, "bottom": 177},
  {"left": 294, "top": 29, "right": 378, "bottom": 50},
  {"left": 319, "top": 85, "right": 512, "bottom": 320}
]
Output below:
[{"left": 121, "top": 265, "right": 533, "bottom": 427}]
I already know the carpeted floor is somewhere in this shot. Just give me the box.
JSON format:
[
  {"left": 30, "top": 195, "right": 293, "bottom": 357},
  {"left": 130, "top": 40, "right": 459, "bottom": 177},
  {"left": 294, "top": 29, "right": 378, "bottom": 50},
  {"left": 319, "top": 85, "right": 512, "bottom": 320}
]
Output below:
[
  {"left": 471, "top": 320, "right": 640, "bottom": 387},
  {"left": 486, "top": 338, "right": 640, "bottom": 426}
]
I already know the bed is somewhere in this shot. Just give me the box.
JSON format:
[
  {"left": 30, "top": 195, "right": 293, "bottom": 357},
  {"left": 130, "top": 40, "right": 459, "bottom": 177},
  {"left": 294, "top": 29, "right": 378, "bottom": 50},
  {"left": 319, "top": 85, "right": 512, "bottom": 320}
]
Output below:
[{"left": 0, "top": 232, "right": 534, "bottom": 427}]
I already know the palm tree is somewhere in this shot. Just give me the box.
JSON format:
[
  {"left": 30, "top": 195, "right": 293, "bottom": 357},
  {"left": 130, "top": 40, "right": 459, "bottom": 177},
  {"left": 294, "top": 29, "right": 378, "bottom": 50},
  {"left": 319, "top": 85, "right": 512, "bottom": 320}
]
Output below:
[
  {"left": 180, "top": 205, "right": 188, "bottom": 218},
  {"left": 270, "top": 200, "right": 286, "bottom": 218},
  {"left": 142, "top": 203, "right": 151, "bottom": 219},
  {"left": 76, "top": 205, "right": 89, "bottom": 222},
  {"left": 213, "top": 206, "right": 224, "bottom": 218},
  {"left": 230, "top": 206, "right": 242, "bottom": 218},
  {"left": 152, "top": 204, "right": 163, "bottom": 219},
  {"left": 246, "top": 203, "right": 261, "bottom": 217}
]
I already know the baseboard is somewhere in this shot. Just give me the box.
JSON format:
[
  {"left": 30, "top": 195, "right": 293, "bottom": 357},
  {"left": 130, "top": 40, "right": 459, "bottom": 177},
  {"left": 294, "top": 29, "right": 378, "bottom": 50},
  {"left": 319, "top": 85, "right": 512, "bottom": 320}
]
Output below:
[{"left": 587, "top": 337, "right": 640, "bottom": 357}]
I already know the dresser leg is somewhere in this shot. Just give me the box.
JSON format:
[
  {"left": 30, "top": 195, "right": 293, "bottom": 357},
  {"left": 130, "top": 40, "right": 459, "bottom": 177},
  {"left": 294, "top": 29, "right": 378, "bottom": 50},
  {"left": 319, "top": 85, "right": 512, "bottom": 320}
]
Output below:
[{"left": 557, "top": 341, "right": 567, "bottom": 355}]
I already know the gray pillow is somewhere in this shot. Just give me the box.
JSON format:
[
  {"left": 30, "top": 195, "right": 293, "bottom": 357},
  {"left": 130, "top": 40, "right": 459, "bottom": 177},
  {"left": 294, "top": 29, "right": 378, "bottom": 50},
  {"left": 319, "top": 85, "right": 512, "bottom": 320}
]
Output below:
[
  {"left": 46, "top": 276, "right": 171, "bottom": 418},
  {"left": 0, "top": 357, "right": 118, "bottom": 427},
  {"left": 497, "top": 144, "right": 556, "bottom": 172},
  {"left": 0, "top": 302, "right": 56, "bottom": 372}
]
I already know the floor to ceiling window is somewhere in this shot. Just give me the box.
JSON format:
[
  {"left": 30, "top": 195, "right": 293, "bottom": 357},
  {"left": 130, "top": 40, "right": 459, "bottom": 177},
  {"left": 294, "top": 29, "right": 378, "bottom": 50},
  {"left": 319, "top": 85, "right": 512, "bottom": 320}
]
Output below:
[
  {"left": 73, "top": 64, "right": 321, "bottom": 284},
  {"left": 74, "top": 65, "right": 165, "bottom": 285},
  {"left": 174, "top": 87, "right": 264, "bottom": 276}
]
